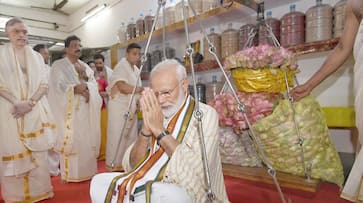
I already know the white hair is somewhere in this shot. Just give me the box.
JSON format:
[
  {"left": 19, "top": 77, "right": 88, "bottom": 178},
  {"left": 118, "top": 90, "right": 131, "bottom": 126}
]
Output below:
[
  {"left": 5, "top": 17, "right": 24, "bottom": 30},
  {"left": 150, "top": 59, "right": 187, "bottom": 81}
]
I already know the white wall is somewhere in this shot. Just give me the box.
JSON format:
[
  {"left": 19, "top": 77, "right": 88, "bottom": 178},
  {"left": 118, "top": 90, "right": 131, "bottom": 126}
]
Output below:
[{"left": 68, "top": 0, "right": 158, "bottom": 48}]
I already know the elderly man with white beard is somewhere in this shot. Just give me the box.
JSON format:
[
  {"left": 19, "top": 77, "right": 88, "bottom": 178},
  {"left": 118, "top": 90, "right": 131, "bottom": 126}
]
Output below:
[{"left": 90, "top": 59, "right": 229, "bottom": 203}]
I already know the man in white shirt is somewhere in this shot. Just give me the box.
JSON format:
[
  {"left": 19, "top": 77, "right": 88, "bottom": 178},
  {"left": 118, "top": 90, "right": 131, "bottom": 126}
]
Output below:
[{"left": 105, "top": 43, "right": 143, "bottom": 171}]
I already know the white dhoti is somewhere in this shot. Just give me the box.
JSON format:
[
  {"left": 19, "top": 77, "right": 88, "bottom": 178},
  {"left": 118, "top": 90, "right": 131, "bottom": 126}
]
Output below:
[
  {"left": 90, "top": 173, "right": 192, "bottom": 203},
  {"left": 0, "top": 44, "right": 56, "bottom": 202},
  {"left": 340, "top": 20, "right": 363, "bottom": 202},
  {"left": 49, "top": 58, "right": 102, "bottom": 182},
  {"left": 341, "top": 149, "right": 363, "bottom": 202},
  {"left": 48, "top": 150, "right": 60, "bottom": 176},
  {"left": 105, "top": 57, "right": 141, "bottom": 171},
  {"left": 1, "top": 152, "right": 53, "bottom": 202},
  {"left": 105, "top": 96, "right": 138, "bottom": 170}
]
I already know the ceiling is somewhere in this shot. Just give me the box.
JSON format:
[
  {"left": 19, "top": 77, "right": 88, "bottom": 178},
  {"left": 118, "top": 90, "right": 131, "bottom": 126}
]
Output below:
[
  {"left": 0, "top": 0, "right": 93, "bottom": 15},
  {"left": 0, "top": 0, "right": 95, "bottom": 50}
]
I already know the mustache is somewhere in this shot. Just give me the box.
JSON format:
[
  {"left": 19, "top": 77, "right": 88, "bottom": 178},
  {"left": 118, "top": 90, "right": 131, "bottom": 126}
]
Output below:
[{"left": 161, "top": 102, "right": 173, "bottom": 108}]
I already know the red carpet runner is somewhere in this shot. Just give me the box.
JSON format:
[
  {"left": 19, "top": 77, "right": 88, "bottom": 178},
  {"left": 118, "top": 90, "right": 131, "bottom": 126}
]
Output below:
[{"left": 0, "top": 161, "right": 351, "bottom": 203}]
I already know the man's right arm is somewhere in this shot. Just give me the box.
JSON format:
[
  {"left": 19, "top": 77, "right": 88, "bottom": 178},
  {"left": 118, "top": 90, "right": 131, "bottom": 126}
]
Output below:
[
  {"left": 116, "top": 81, "right": 143, "bottom": 95},
  {"left": 291, "top": 0, "right": 360, "bottom": 101},
  {"left": 0, "top": 89, "right": 17, "bottom": 104}
]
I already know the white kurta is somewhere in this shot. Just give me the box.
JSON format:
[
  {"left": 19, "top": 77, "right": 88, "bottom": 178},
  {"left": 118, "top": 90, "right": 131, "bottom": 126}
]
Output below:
[
  {"left": 0, "top": 44, "right": 56, "bottom": 202},
  {"left": 91, "top": 98, "right": 229, "bottom": 203},
  {"left": 48, "top": 57, "right": 102, "bottom": 182},
  {"left": 105, "top": 58, "right": 141, "bottom": 170},
  {"left": 341, "top": 20, "right": 363, "bottom": 202}
]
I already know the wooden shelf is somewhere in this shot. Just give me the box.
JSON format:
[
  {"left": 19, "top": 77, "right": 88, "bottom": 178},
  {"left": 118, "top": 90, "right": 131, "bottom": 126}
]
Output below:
[
  {"left": 113, "top": 2, "right": 255, "bottom": 50},
  {"left": 287, "top": 38, "right": 340, "bottom": 56},
  {"left": 140, "top": 59, "right": 221, "bottom": 80},
  {"left": 185, "top": 60, "right": 220, "bottom": 73},
  {"left": 110, "top": 2, "right": 258, "bottom": 68},
  {"left": 140, "top": 37, "right": 340, "bottom": 80},
  {"left": 223, "top": 164, "right": 320, "bottom": 193},
  {"left": 140, "top": 38, "right": 341, "bottom": 80},
  {"left": 231, "top": 0, "right": 257, "bottom": 10}
]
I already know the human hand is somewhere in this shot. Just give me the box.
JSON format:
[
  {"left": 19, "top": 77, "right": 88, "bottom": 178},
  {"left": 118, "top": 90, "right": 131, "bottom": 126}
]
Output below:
[
  {"left": 139, "top": 99, "right": 151, "bottom": 136},
  {"left": 80, "top": 71, "right": 89, "bottom": 81},
  {"left": 74, "top": 83, "right": 88, "bottom": 94},
  {"left": 136, "top": 87, "right": 144, "bottom": 94},
  {"left": 139, "top": 88, "right": 164, "bottom": 136},
  {"left": 99, "top": 91, "right": 108, "bottom": 98},
  {"left": 75, "top": 63, "right": 89, "bottom": 81},
  {"left": 12, "top": 101, "right": 33, "bottom": 119},
  {"left": 82, "top": 90, "right": 90, "bottom": 103},
  {"left": 290, "top": 84, "right": 312, "bottom": 101},
  {"left": 74, "top": 62, "right": 86, "bottom": 73}
]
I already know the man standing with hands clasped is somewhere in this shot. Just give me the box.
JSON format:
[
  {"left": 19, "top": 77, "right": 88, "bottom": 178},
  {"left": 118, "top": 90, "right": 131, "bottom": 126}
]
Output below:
[
  {"left": 0, "top": 17, "right": 56, "bottom": 202},
  {"left": 48, "top": 35, "right": 102, "bottom": 183}
]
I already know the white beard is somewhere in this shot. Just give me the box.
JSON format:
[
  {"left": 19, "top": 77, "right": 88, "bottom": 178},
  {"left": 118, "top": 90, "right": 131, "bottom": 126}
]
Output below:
[{"left": 161, "top": 87, "right": 186, "bottom": 119}]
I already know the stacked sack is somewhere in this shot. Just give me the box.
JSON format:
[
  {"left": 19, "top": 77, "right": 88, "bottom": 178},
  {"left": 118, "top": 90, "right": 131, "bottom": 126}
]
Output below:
[
  {"left": 211, "top": 44, "right": 343, "bottom": 186},
  {"left": 209, "top": 91, "right": 280, "bottom": 167},
  {"left": 218, "top": 127, "right": 262, "bottom": 167}
]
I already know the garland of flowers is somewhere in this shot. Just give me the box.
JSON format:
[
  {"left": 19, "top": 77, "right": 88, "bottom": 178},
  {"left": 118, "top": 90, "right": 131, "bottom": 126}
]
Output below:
[
  {"left": 208, "top": 91, "right": 282, "bottom": 134},
  {"left": 209, "top": 45, "right": 300, "bottom": 133},
  {"left": 224, "top": 44, "right": 299, "bottom": 71}
]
